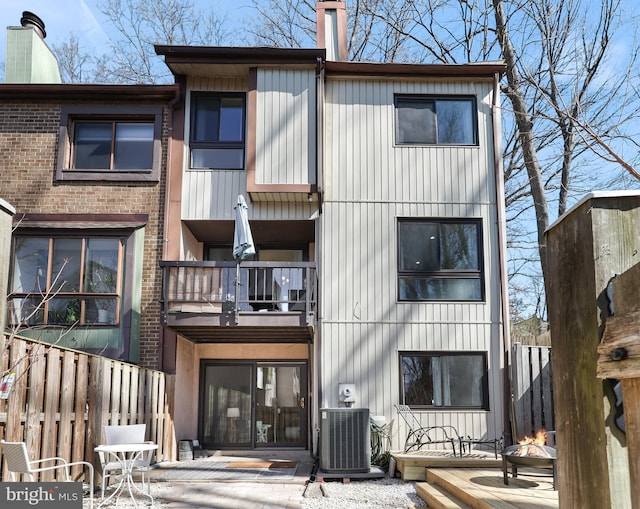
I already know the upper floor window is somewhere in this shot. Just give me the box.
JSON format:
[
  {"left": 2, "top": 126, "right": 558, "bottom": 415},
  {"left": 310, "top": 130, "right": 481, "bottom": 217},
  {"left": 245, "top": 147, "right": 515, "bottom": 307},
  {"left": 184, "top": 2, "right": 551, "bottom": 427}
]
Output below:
[
  {"left": 56, "top": 105, "right": 163, "bottom": 182},
  {"left": 74, "top": 121, "right": 154, "bottom": 170},
  {"left": 395, "top": 95, "right": 477, "bottom": 145},
  {"left": 9, "top": 235, "right": 123, "bottom": 326},
  {"left": 400, "top": 351, "right": 489, "bottom": 409},
  {"left": 190, "top": 92, "right": 246, "bottom": 170},
  {"left": 398, "top": 218, "right": 484, "bottom": 301}
]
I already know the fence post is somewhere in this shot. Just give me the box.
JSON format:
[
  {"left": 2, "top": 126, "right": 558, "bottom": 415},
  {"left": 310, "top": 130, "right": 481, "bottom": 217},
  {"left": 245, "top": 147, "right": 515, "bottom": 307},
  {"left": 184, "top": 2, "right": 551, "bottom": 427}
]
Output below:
[{"left": 88, "top": 356, "right": 110, "bottom": 484}]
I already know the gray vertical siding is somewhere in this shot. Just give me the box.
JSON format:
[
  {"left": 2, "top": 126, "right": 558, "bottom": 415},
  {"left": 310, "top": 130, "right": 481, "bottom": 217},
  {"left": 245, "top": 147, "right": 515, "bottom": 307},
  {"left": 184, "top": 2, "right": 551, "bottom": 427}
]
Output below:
[
  {"left": 183, "top": 77, "right": 248, "bottom": 220},
  {"left": 319, "top": 78, "right": 505, "bottom": 448},
  {"left": 256, "top": 69, "right": 316, "bottom": 185},
  {"left": 182, "top": 72, "right": 317, "bottom": 220}
]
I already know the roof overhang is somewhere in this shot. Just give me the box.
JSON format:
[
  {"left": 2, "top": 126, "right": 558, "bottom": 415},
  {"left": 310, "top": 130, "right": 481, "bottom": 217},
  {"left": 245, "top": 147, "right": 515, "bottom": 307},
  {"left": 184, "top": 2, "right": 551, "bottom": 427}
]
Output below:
[
  {"left": 13, "top": 213, "right": 149, "bottom": 230},
  {"left": 155, "top": 45, "right": 326, "bottom": 78},
  {"left": 325, "top": 60, "right": 506, "bottom": 79},
  {"left": 0, "top": 84, "right": 180, "bottom": 101},
  {"left": 154, "top": 44, "right": 505, "bottom": 81}
]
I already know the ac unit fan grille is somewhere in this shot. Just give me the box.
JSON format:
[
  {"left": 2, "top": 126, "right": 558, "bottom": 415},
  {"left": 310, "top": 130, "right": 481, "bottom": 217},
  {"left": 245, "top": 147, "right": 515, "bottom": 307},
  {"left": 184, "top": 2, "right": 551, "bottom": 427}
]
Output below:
[{"left": 319, "top": 408, "right": 371, "bottom": 473}]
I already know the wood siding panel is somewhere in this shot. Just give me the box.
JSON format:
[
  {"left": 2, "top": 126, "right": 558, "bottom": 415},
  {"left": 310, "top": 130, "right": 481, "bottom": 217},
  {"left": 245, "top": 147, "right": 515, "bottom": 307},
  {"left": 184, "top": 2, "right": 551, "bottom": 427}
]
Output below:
[
  {"left": 183, "top": 73, "right": 318, "bottom": 220},
  {"left": 319, "top": 78, "right": 503, "bottom": 449},
  {"left": 324, "top": 79, "right": 494, "bottom": 205},
  {"left": 183, "top": 78, "right": 247, "bottom": 220},
  {"left": 256, "top": 69, "right": 316, "bottom": 186},
  {"left": 320, "top": 322, "right": 503, "bottom": 449}
]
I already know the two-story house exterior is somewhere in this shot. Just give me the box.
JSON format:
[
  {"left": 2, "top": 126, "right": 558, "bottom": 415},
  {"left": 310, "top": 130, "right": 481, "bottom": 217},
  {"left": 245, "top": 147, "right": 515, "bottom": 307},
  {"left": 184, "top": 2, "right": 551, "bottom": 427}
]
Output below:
[{"left": 157, "top": 1, "right": 508, "bottom": 452}]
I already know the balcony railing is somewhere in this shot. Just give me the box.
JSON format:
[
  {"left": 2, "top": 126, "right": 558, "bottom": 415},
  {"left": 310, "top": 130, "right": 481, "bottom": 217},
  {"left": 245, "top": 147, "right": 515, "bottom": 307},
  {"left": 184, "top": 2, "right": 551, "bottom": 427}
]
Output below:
[{"left": 160, "top": 261, "right": 317, "bottom": 325}]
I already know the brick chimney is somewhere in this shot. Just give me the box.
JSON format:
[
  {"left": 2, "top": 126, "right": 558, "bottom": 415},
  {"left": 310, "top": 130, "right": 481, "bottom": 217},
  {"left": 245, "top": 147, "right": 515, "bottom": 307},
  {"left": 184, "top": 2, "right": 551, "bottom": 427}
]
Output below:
[
  {"left": 316, "top": 1, "right": 348, "bottom": 61},
  {"left": 5, "top": 11, "right": 62, "bottom": 83}
]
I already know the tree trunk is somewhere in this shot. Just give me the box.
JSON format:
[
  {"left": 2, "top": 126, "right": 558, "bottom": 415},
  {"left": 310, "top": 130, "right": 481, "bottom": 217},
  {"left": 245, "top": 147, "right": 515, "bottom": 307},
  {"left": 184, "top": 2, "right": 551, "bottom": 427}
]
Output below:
[{"left": 492, "top": 0, "right": 550, "bottom": 284}]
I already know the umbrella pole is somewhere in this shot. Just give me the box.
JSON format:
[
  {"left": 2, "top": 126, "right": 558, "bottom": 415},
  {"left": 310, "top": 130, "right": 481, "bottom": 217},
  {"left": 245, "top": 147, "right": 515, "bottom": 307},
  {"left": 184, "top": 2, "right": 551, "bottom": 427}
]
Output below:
[{"left": 235, "top": 262, "right": 240, "bottom": 324}]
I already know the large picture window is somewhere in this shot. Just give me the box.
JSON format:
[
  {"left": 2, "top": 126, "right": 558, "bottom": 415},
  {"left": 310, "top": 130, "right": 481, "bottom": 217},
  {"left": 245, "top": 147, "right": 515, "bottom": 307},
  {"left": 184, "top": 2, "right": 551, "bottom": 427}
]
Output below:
[
  {"left": 190, "top": 92, "right": 246, "bottom": 169},
  {"left": 398, "top": 218, "right": 483, "bottom": 301},
  {"left": 395, "top": 95, "right": 477, "bottom": 145},
  {"left": 400, "top": 352, "right": 488, "bottom": 409},
  {"left": 9, "top": 236, "right": 123, "bottom": 326}
]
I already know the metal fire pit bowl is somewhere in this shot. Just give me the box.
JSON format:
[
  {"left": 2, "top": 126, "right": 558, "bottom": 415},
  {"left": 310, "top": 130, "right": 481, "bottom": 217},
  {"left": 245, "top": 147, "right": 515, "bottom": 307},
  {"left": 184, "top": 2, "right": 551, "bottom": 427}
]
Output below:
[{"left": 501, "top": 444, "right": 557, "bottom": 490}]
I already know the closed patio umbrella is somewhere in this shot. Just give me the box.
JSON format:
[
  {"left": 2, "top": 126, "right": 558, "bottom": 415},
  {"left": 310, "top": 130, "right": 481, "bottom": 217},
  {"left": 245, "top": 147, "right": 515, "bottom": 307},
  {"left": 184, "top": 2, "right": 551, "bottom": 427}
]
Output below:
[
  {"left": 233, "top": 195, "right": 255, "bottom": 321},
  {"left": 233, "top": 195, "right": 256, "bottom": 260}
]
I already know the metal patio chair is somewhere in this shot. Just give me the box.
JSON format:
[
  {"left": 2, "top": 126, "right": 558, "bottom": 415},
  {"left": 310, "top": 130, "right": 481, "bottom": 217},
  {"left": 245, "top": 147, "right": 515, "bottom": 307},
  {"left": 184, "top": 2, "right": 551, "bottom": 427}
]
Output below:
[
  {"left": 0, "top": 440, "right": 94, "bottom": 508},
  {"left": 98, "top": 423, "right": 153, "bottom": 498},
  {"left": 394, "top": 404, "right": 460, "bottom": 455}
]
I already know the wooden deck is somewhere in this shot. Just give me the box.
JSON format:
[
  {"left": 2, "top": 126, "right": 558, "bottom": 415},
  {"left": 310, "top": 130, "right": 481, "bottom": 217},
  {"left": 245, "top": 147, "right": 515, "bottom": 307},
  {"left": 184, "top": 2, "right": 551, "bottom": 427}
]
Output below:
[
  {"left": 418, "top": 468, "right": 558, "bottom": 508},
  {"left": 392, "top": 451, "right": 558, "bottom": 508},
  {"left": 393, "top": 450, "right": 502, "bottom": 481}
]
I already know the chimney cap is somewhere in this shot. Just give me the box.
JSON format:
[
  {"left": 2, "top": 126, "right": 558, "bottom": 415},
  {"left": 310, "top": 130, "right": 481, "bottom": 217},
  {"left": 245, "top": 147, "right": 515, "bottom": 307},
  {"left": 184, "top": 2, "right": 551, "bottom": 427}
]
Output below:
[{"left": 20, "top": 11, "right": 47, "bottom": 39}]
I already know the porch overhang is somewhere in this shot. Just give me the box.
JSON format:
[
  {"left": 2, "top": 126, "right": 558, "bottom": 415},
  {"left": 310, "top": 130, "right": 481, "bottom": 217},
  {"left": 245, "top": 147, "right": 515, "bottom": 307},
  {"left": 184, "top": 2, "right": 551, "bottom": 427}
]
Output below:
[{"left": 165, "top": 315, "right": 315, "bottom": 343}]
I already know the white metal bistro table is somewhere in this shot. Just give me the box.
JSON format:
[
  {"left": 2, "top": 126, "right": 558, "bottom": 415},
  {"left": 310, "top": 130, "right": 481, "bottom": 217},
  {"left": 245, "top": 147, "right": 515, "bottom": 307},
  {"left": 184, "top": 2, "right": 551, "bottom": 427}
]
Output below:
[{"left": 95, "top": 442, "right": 158, "bottom": 508}]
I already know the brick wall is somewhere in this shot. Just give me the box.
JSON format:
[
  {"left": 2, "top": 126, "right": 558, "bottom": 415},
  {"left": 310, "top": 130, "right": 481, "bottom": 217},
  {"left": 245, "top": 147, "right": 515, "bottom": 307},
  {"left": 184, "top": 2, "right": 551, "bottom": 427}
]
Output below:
[{"left": 0, "top": 101, "right": 168, "bottom": 369}]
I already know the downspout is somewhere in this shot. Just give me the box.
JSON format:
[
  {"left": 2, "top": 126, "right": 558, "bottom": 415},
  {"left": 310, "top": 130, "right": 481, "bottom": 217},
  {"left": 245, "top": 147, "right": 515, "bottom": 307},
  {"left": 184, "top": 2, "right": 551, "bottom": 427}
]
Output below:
[
  {"left": 313, "top": 55, "right": 325, "bottom": 457},
  {"left": 492, "top": 71, "right": 513, "bottom": 446}
]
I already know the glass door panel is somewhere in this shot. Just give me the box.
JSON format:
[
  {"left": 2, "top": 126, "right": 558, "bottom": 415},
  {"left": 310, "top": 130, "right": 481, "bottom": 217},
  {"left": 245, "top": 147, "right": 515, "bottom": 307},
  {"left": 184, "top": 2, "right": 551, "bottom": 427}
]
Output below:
[
  {"left": 255, "top": 363, "right": 307, "bottom": 447},
  {"left": 200, "top": 361, "right": 307, "bottom": 448},
  {"left": 201, "top": 364, "right": 253, "bottom": 447}
]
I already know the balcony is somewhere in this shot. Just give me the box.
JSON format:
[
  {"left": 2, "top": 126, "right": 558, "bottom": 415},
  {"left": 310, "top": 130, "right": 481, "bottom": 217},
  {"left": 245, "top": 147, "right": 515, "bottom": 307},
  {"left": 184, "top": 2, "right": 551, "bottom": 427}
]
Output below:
[{"left": 160, "top": 261, "right": 316, "bottom": 343}]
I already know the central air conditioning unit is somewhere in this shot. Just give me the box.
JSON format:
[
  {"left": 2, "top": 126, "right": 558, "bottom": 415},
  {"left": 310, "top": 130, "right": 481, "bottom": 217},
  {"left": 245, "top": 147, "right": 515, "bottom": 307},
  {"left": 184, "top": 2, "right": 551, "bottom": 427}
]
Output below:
[{"left": 319, "top": 408, "right": 371, "bottom": 473}]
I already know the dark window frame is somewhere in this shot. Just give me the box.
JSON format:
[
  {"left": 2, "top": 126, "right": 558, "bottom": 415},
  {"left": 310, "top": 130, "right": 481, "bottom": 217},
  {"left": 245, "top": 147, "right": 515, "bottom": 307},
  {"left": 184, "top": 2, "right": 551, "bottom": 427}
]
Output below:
[
  {"left": 189, "top": 92, "right": 246, "bottom": 170},
  {"left": 399, "top": 351, "right": 489, "bottom": 410},
  {"left": 394, "top": 94, "right": 478, "bottom": 146},
  {"left": 397, "top": 218, "right": 485, "bottom": 302},
  {"left": 56, "top": 105, "right": 163, "bottom": 182}
]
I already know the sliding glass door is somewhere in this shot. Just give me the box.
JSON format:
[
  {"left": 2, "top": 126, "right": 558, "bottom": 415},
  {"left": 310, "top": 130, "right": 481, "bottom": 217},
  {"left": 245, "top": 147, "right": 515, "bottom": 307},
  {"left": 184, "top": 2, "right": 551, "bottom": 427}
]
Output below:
[
  {"left": 200, "top": 361, "right": 307, "bottom": 448},
  {"left": 200, "top": 364, "right": 253, "bottom": 447}
]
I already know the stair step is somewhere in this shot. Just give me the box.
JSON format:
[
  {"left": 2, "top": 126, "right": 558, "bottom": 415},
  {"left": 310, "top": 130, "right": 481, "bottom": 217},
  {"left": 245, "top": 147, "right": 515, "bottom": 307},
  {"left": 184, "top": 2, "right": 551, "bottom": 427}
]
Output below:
[
  {"left": 416, "top": 482, "right": 472, "bottom": 509},
  {"left": 425, "top": 468, "right": 557, "bottom": 509}
]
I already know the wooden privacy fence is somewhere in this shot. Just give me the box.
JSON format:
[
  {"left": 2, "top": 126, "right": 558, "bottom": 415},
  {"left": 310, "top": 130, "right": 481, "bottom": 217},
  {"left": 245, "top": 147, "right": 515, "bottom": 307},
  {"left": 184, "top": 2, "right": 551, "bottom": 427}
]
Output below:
[
  {"left": 512, "top": 342, "right": 554, "bottom": 440},
  {"left": 0, "top": 335, "right": 176, "bottom": 482}
]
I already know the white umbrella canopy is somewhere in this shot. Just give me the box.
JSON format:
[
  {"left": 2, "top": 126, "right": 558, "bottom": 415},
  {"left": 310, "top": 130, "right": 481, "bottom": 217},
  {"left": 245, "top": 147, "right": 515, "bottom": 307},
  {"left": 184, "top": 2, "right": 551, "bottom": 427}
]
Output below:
[{"left": 233, "top": 195, "right": 256, "bottom": 260}]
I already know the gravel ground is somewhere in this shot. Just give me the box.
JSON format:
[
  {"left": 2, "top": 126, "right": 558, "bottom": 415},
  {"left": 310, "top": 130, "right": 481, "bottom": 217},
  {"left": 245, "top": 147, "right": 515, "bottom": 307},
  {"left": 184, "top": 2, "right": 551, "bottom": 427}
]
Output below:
[
  {"left": 302, "top": 478, "right": 427, "bottom": 509},
  {"left": 84, "top": 477, "right": 426, "bottom": 509}
]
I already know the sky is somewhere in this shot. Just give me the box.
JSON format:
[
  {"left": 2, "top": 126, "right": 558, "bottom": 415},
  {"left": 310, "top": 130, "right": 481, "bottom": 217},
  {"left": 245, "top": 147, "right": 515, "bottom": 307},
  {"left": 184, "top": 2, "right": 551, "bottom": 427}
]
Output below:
[
  {"left": 0, "top": 0, "right": 252, "bottom": 66},
  {"left": 1, "top": 0, "right": 112, "bottom": 59}
]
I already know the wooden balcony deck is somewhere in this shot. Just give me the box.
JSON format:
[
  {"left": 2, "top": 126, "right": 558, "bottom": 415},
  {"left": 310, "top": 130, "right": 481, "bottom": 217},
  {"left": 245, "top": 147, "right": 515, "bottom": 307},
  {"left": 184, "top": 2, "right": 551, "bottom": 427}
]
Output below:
[
  {"left": 392, "top": 451, "right": 557, "bottom": 508},
  {"left": 160, "top": 261, "right": 316, "bottom": 342}
]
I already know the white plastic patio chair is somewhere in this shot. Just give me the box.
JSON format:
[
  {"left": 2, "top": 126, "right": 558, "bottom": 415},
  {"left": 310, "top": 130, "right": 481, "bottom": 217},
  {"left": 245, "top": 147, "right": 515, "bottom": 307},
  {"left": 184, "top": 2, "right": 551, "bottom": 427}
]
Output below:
[
  {"left": 1, "top": 440, "right": 94, "bottom": 508},
  {"left": 98, "top": 423, "right": 153, "bottom": 499}
]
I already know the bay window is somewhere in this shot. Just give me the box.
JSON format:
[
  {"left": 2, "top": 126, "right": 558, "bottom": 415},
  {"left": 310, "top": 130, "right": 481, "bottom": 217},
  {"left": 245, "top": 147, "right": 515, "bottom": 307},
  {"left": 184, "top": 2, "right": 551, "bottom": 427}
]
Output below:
[{"left": 9, "top": 236, "right": 122, "bottom": 326}]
